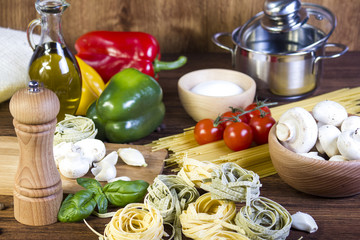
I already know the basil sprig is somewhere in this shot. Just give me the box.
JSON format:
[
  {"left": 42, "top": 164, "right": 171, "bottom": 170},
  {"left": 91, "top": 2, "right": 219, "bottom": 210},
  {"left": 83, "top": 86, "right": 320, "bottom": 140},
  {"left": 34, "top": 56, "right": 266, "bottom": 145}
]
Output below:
[{"left": 58, "top": 178, "right": 149, "bottom": 222}]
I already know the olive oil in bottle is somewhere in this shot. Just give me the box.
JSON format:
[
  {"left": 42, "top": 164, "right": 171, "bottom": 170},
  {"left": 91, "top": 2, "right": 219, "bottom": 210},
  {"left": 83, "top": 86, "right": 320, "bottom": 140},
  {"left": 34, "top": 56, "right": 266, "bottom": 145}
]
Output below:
[
  {"left": 28, "top": 42, "right": 81, "bottom": 120},
  {"left": 27, "top": 0, "right": 82, "bottom": 121}
]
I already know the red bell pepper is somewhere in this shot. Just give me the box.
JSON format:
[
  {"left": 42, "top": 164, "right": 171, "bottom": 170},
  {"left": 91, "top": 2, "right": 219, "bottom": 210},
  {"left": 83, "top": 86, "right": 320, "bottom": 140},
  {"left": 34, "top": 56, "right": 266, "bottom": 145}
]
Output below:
[{"left": 75, "top": 31, "right": 187, "bottom": 83}]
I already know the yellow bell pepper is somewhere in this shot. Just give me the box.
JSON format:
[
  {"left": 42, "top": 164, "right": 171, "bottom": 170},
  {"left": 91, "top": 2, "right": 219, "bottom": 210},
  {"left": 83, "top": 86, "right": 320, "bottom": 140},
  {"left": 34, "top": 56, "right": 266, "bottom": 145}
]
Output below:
[{"left": 75, "top": 56, "right": 105, "bottom": 116}]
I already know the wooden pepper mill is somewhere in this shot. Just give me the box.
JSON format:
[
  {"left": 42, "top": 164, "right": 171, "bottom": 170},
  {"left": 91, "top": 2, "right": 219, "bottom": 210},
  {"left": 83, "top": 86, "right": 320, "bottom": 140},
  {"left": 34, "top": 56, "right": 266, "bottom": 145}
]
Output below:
[{"left": 9, "top": 81, "right": 63, "bottom": 226}]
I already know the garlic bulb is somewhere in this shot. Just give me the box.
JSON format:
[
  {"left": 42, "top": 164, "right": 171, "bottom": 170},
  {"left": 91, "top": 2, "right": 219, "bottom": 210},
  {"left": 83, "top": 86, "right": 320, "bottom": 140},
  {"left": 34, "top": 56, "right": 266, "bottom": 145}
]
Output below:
[{"left": 117, "top": 148, "right": 147, "bottom": 167}]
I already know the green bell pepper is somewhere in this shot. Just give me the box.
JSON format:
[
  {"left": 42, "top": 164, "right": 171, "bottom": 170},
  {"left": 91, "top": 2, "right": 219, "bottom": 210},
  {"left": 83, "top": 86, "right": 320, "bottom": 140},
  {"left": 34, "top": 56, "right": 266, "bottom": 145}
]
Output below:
[{"left": 86, "top": 68, "right": 165, "bottom": 143}]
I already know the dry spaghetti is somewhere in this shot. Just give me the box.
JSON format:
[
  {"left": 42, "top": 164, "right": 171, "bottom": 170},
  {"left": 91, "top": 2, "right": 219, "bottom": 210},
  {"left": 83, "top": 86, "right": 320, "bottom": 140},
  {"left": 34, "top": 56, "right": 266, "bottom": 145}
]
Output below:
[
  {"left": 235, "top": 197, "right": 292, "bottom": 240},
  {"left": 150, "top": 87, "right": 360, "bottom": 177}
]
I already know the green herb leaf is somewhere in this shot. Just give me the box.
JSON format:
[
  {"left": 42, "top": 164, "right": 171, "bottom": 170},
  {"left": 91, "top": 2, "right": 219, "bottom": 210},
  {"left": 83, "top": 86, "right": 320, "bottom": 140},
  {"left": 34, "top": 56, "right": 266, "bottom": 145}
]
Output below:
[
  {"left": 57, "top": 190, "right": 97, "bottom": 222},
  {"left": 103, "top": 180, "right": 149, "bottom": 207},
  {"left": 77, "top": 178, "right": 108, "bottom": 214}
]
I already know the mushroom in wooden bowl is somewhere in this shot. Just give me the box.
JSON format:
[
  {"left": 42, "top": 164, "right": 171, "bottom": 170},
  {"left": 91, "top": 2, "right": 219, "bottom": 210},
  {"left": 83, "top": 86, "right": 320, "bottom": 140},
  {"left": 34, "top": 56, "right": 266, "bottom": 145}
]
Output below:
[
  {"left": 268, "top": 102, "right": 360, "bottom": 198},
  {"left": 178, "top": 69, "right": 256, "bottom": 122}
]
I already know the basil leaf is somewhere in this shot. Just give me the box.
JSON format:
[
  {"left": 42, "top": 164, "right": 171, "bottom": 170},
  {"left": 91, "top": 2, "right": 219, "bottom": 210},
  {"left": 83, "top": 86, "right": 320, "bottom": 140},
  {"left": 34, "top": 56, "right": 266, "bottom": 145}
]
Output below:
[
  {"left": 103, "top": 180, "right": 149, "bottom": 207},
  {"left": 77, "top": 178, "right": 108, "bottom": 214},
  {"left": 77, "top": 178, "right": 102, "bottom": 189},
  {"left": 58, "top": 190, "right": 96, "bottom": 222}
]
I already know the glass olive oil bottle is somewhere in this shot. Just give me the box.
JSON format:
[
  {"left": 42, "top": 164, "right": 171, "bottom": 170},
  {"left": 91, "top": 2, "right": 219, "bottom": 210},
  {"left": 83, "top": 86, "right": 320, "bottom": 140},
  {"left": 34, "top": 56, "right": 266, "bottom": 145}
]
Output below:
[
  {"left": 28, "top": 42, "right": 81, "bottom": 121},
  {"left": 27, "top": 0, "right": 81, "bottom": 121}
]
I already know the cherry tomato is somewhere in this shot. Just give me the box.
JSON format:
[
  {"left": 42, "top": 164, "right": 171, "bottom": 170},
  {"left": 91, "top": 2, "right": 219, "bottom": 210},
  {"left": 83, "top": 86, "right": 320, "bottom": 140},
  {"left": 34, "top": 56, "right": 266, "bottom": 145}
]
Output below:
[
  {"left": 194, "top": 119, "right": 224, "bottom": 145},
  {"left": 223, "top": 122, "right": 253, "bottom": 151},
  {"left": 249, "top": 115, "right": 276, "bottom": 145},
  {"left": 220, "top": 110, "right": 250, "bottom": 129},
  {"left": 245, "top": 102, "right": 271, "bottom": 119}
]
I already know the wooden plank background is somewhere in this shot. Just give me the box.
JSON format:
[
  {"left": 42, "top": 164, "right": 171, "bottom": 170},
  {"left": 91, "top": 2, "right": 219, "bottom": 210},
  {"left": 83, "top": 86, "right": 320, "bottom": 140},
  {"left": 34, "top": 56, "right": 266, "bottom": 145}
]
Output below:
[{"left": 0, "top": 0, "right": 359, "bottom": 53}]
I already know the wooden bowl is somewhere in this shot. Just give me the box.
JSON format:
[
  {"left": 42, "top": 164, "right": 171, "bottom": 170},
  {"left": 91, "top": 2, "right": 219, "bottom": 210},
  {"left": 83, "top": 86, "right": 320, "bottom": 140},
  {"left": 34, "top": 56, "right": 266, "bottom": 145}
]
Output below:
[
  {"left": 268, "top": 124, "right": 360, "bottom": 198},
  {"left": 178, "top": 69, "right": 256, "bottom": 122}
]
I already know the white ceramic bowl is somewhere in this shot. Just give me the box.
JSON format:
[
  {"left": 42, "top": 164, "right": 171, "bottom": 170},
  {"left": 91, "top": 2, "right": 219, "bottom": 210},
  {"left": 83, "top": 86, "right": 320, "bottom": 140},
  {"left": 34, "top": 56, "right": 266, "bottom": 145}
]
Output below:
[{"left": 178, "top": 69, "right": 256, "bottom": 122}]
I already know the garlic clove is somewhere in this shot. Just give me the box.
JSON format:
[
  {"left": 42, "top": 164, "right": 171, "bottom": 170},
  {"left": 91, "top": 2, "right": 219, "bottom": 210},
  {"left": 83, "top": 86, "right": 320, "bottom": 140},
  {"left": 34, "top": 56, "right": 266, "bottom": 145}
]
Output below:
[
  {"left": 91, "top": 151, "right": 118, "bottom": 182},
  {"left": 117, "top": 148, "right": 147, "bottom": 167},
  {"left": 108, "top": 176, "right": 131, "bottom": 183},
  {"left": 93, "top": 161, "right": 117, "bottom": 182},
  {"left": 91, "top": 164, "right": 102, "bottom": 176},
  {"left": 97, "top": 151, "right": 118, "bottom": 166},
  {"left": 291, "top": 211, "right": 318, "bottom": 233}
]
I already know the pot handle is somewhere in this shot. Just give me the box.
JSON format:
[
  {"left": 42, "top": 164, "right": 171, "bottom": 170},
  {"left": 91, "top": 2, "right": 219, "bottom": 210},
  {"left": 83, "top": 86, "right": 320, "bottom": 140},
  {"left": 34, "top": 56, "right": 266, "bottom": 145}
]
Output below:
[
  {"left": 313, "top": 43, "right": 348, "bottom": 74},
  {"left": 212, "top": 32, "right": 236, "bottom": 68}
]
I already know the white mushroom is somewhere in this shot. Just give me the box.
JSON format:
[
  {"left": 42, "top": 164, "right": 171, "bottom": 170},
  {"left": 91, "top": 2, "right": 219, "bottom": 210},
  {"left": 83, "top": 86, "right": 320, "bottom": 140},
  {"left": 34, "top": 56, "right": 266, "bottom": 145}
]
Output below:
[
  {"left": 317, "top": 121, "right": 326, "bottom": 129},
  {"left": 53, "top": 142, "right": 74, "bottom": 168},
  {"left": 276, "top": 107, "right": 318, "bottom": 153},
  {"left": 91, "top": 151, "right": 118, "bottom": 182},
  {"left": 337, "top": 129, "right": 360, "bottom": 160},
  {"left": 341, "top": 116, "right": 360, "bottom": 132},
  {"left": 73, "top": 139, "right": 106, "bottom": 167},
  {"left": 329, "top": 155, "right": 348, "bottom": 162},
  {"left": 317, "top": 125, "right": 341, "bottom": 158},
  {"left": 291, "top": 211, "right": 318, "bottom": 233},
  {"left": 312, "top": 100, "right": 348, "bottom": 127},
  {"left": 58, "top": 151, "right": 90, "bottom": 178},
  {"left": 298, "top": 152, "right": 325, "bottom": 160},
  {"left": 117, "top": 148, "right": 147, "bottom": 167},
  {"left": 315, "top": 140, "right": 325, "bottom": 155}
]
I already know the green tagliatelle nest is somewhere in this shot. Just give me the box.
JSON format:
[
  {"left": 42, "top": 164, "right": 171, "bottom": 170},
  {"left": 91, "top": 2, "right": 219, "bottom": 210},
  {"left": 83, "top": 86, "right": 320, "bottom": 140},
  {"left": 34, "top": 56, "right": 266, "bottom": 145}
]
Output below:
[
  {"left": 235, "top": 197, "right": 292, "bottom": 240},
  {"left": 54, "top": 114, "right": 98, "bottom": 145},
  {"left": 200, "top": 162, "right": 262, "bottom": 205},
  {"left": 145, "top": 175, "right": 199, "bottom": 240}
]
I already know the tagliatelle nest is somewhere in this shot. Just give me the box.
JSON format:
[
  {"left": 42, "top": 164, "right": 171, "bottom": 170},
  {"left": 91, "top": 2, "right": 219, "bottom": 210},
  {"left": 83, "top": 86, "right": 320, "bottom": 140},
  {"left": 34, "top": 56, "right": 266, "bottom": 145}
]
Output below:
[
  {"left": 145, "top": 175, "right": 199, "bottom": 240},
  {"left": 85, "top": 202, "right": 166, "bottom": 240},
  {"left": 179, "top": 192, "right": 249, "bottom": 240},
  {"left": 235, "top": 197, "right": 292, "bottom": 240},
  {"left": 54, "top": 114, "right": 97, "bottom": 145},
  {"left": 200, "top": 162, "right": 262, "bottom": 205}
]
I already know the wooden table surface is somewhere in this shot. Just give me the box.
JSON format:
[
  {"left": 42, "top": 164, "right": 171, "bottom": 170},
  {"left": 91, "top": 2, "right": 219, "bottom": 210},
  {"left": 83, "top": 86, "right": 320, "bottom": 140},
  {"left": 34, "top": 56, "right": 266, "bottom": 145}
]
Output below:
[{"left": 0, "top": 52, "right": 359, "bottom": 239}]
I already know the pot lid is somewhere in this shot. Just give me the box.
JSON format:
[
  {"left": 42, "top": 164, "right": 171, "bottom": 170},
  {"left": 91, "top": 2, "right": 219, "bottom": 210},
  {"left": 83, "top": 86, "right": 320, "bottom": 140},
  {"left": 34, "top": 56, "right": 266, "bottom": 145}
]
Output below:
[
  {"left": 234, "top": 2, "right": 337, "bottom": 54},
  {"left": 261, "top": 0, "right": 309, "bottom": 32}
]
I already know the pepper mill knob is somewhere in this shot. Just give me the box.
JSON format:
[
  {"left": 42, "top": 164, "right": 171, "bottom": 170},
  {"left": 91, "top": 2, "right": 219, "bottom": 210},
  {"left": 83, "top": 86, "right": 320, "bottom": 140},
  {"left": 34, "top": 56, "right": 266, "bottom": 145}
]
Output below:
[{"left": 9, "top": 81, "right": 63, "bottom": 226}]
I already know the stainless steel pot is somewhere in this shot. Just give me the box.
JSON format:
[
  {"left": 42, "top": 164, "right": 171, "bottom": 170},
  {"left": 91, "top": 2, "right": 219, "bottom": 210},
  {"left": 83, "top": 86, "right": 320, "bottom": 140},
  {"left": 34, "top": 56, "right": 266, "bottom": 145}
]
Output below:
[{"left": 213, "top": 1, "right": 348, "bottom": 99}]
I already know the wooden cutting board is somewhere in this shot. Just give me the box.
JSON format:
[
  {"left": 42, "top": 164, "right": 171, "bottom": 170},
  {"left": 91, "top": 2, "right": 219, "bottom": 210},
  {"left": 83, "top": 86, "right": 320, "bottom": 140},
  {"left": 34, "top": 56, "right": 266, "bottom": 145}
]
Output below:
[{"left": 0, "top": 136, "right": 167, "bottom": 196}]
